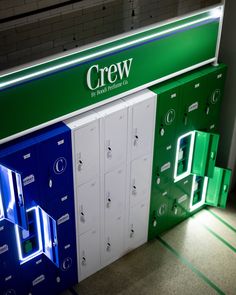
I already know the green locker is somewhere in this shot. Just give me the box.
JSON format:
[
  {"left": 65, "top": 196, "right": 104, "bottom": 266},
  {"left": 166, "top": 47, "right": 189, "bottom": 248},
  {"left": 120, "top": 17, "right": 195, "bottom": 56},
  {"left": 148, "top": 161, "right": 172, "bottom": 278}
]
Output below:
[
  {"left": 148, "top": 63, "right": 231, "bottom": 240},
  {"left": 150, "top": 80, "right": 181, "bottom": 148}
]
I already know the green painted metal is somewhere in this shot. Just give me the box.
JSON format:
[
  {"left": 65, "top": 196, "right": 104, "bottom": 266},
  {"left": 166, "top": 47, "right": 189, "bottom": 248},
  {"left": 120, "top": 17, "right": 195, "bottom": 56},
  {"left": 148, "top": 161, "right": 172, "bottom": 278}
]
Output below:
[
  {"left": 148, "top": 63, "right": 230, "bottom": 239},
  {"left": 150, "top": 80, "right": 181, "bottom": 148},
  {"left": 192, "top": 131, "right": 219, "bottom": 178},
  {"left": 206, "top": 167, "right": 231, "bottom": 208},
  {"left": 0, "top": 11, "right": 220, "bottom": 141}
]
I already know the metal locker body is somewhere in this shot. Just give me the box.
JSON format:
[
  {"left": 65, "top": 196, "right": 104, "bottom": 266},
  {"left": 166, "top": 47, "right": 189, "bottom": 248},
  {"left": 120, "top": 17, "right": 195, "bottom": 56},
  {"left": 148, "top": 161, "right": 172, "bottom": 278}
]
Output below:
[
  {"left": 79, "top": 228, "right": 100, "bottom": 281},
  {"left": 130, "top": 155, "right": 152, "bottom": 208},
  {"left": 77, "top": 178, "right": 100, "bottom": 235},
  {"left": 96, "top": 101, "right": 128, "bottom": 173},
  {"left": 123, "top": 91, "right": 156, "bottom": 160}
]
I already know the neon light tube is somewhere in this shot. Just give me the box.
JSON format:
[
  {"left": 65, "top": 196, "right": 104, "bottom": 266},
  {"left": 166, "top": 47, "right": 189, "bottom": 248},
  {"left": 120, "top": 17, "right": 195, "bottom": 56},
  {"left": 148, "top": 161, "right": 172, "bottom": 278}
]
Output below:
[
  {"left": 0, "top": 8, "right": 222, "bottom": 89},
  {"left": 189, "top": 175, "right": 208, "bottom": 212}
]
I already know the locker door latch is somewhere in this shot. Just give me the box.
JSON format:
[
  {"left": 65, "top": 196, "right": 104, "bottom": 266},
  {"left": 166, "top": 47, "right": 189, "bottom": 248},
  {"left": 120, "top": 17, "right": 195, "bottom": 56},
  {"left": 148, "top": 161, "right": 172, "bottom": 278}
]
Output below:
[
  {"left": 80, "top": 208, "right": 85, "bottom": 223},
  {"left": 130, "top": 228, "right": 134, "bottom": 238},
  {"left": 134, "top": 134, "right": 139, "bottom": 147},
  {"left": 107, "top": 146, "right": 112, "bottom": 159},
  {"left": 132, "top": 185, "right": 137, "bottom": 196},
  {"left": 78, "top": 160, "right": 83, "bottom": 172},
  {"left": 106, "top": 192, "right": 111, "bottom": 208},
  {"left": 106, "top": 242, "right": 111, "bottom": 252},
  {"left": 82, "top": 256, "right": 86, "bottom": 266},
  {"left": 49, "top": 178, "right": 53, "bottom": 188}
]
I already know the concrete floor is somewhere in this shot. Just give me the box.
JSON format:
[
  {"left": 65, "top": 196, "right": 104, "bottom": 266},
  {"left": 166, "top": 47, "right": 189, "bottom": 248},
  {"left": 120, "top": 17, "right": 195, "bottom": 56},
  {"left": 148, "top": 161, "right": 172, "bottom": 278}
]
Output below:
[{"left": 61, "top": 193, "right": 236, "bottom": 295}]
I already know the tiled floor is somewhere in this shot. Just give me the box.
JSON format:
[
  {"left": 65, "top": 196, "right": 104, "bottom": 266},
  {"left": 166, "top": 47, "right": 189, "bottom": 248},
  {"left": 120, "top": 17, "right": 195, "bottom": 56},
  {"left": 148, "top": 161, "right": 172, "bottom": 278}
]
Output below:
[{"left": 61, "top": 193, "right": 236, "bottom": 295}]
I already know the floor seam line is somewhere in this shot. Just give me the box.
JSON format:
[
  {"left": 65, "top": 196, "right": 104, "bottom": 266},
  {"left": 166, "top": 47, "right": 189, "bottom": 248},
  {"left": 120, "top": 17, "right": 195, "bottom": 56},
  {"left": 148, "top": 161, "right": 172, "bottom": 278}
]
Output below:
[
  {"left": 157, "top": 236, "right": 225, "bottom": 295},
  {"left": 205, "top": 207, "right": 236, "bottom": 233}
]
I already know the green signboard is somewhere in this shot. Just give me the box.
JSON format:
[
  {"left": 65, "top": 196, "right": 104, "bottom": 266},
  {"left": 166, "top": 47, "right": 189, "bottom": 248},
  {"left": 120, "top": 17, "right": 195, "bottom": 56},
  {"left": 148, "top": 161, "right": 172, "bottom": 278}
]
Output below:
[{"left": 0, "top": 9, "right": 221, "bottom": 142}]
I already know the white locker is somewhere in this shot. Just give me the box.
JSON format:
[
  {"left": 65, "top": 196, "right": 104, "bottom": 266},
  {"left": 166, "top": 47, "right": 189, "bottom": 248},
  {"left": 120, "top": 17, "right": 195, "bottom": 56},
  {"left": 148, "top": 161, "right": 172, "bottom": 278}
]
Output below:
[
  {"left": 66, "top": 111, "right": 100, "bottom": 186},
  {"left": 79, "top": 228, "right": 100, "bottom": 281},
  {"left": 123, "top": 91, "right": 156, "bottom": 160},
  {"left": 96, "top": 101, "right": 128, "bottom": 173},
  {"left": 127, "top": 202, "right": 148, "bottom": 251},
  {"left": 130, "top": 155, "right": 152, "bottom": 208},
  {"left": 77, "top": 178, "right": 99, "bottom": 235}
]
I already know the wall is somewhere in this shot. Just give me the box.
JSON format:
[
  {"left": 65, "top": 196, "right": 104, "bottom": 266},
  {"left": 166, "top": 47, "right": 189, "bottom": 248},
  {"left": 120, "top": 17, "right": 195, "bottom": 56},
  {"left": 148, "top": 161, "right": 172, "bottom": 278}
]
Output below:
[
  {"left": 218, "top": 0, "right": 236, "bottom": 190},
  {"left": 0, "top": 0, "right": 221, "bottom": 71}
]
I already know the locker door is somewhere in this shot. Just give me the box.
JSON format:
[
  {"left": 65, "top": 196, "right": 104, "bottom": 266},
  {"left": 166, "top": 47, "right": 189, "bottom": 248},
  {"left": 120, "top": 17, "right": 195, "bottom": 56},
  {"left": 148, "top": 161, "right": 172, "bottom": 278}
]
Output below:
[
  {"left": 0, "top": 164, "right": 28, "bottom": 229},
  {"left": 79, "top": 229, "right": 100, "bottom": 281},
  {"left": 205, "top": 167, "right": 231, "bottom": 208},
  {"left": 77, "top": 179, "right": 99, "bottom": 235},
  {"left": 151, "top": 80, "right": 181, "bottom": 148},
  {"left": 130, "top": 97, "right": 155, "bottom": 159},
  {"left": 103, "top": 166, "right": 126, "bottom": 263},
  {"left": 130, "top": 156, "right": 151, "bottom": 208},
  {"left": 37, "top": 127, "right": 73, "bottom": 206},
  {"left": 192, "top": 131, "right": 219, "bottom": 178},
  {"left": 127, "top": 203, "right": 147, "bottom": 250},
  {"left": 201, "top": 64, "right": 227, "bottom": 130},
  {"left": 103, "top": 108, "right": 128, "bottom": 172},
  {"left": 74, "top": 121, "right": 100, "bottom": 186},
  {"left": 178, "top": 72, "right": 206, "bottom": 132}
]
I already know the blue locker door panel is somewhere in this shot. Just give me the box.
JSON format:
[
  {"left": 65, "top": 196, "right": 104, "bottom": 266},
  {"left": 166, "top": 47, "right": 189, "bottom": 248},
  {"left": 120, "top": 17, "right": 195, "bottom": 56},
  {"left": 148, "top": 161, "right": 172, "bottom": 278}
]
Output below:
[
  {"left": 0, "top": 144, "right": 40, "bottom": 211},
  {"left": 36, "top": 127, "right": 74, "bottom": 208},
  {"left": 0, "top": 220, "right": 20, "bottom": 278}
]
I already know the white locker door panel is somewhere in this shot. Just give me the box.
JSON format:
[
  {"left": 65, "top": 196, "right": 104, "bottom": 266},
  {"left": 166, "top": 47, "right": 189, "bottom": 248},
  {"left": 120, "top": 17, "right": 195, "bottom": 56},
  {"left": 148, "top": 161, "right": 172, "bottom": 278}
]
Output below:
[
  {"left": 74, "top": 121, "right": 99, "bottom": 185},
  {"left": 131, "top": 97, "right": 155, "bottom": 159},
  {"left": 102, "top": 166, "right": 126, "bottom": 264},
  {"left": 79, "top": 229, "right": 100, "bottom": 281},
  {"left": 104, "top": 166, "right": 126, "bottom": 221},
  {"left": 102, "top": 216, "right": 124, "bottom": 264},
  {"left": 127, "top": 203, "right": 148, "bottom": 250},
  {"left": 104, "top": 109, "right": 127, "bottom": 172},
  {"left": 77, "top": 178, "right": 99, "bottom": 235},
  {"left": 130, "top": 155, "right": 151, "bottom": 208}
]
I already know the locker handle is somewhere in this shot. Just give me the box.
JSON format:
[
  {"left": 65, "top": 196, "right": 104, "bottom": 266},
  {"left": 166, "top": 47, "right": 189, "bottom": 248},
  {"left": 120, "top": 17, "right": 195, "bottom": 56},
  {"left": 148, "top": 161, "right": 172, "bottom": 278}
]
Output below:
[
  {"left": 223, "top": 185, "right": 228, "bottom": 193},
  {"left": 106, "top": 242, "right": 111, "bottom": 252},
  {"left": 205, "top": 103, "right": 210, "bottom": 115},
  {"left": 132, "top": 185, "right": 137, "bottom": 195},
  {"left": 82, "top": 256, "right": 86, "bottom": 266},
  {"left": 106, "top": 198, "right": 111, "bottom": 208},
  {"left": 107, "top": 147, "right": 112, "bottom": 159},
  {"left": 78, "top": 160, "right": 83, "bottom": 171},
  {"left": 80, "top": 211, "right": 85, "bottom": 223},
  {"left": 210, "top": 152, "right": 216, "bottom": 160},
  {"left": 130, "top": 229, "right": 134, "bottom": 238},
  {"left": 49, "top": 179, "right": 53, "bottom": 188},
  {"left": 18, "top": 194, "right": 23, "bottom": 207},
  {"left": 184, "top": 113, "right": 188, "bottom": 126},
  {"left": 134, "top": 134, "right": 139, "bottom": 146}
]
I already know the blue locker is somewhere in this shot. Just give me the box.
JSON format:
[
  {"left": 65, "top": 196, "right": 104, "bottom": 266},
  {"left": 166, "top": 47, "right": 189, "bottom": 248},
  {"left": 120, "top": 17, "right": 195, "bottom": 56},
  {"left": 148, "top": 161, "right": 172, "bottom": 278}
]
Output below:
[{"left": 0, "top": 123, "right": 78, "bottom": 295}]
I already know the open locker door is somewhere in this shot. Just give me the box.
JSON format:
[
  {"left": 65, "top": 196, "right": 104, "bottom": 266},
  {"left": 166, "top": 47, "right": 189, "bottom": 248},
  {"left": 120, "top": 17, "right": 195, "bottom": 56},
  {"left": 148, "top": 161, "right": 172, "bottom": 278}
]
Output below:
[
  {"left": 205, "top": 167, "right": 231, "bottom": 208},
  {"left": 0, "top": 163, "right": 28, "bottom": 230},
  {"left": 174, "top": 131, "right": 219, "bottom": 182}
]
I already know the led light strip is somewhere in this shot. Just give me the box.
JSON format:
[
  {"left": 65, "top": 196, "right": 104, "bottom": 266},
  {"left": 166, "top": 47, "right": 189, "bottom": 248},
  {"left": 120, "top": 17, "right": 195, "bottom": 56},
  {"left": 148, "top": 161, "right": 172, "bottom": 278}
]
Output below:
[
  {"left": 0, "top": 7, "right": 222, "bottom": 89},
  {"left": 15, "top": 206, "right": 43, "bottom": 264},
  {"left": 189, "top": 175, "right": 208, "bottom": 212}
]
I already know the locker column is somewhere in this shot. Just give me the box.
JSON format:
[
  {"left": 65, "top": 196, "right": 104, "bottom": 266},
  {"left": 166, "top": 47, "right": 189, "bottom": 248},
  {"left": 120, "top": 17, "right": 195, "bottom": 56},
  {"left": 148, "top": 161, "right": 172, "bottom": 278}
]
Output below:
[{"left": 65, "top": 111, "right": 101, "bottom": 282}]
